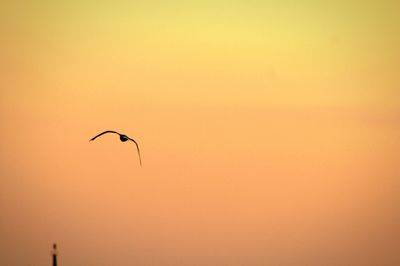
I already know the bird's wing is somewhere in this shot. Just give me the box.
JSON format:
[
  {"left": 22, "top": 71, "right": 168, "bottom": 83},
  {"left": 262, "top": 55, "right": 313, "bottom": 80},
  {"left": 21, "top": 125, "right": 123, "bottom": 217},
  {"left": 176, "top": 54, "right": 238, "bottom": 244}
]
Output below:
[
  {"left": 89, "top": 131, "right": 120, "bottom": 141},
  {"left": 128, "top": 137, "right": 142, "bottom": 166}
]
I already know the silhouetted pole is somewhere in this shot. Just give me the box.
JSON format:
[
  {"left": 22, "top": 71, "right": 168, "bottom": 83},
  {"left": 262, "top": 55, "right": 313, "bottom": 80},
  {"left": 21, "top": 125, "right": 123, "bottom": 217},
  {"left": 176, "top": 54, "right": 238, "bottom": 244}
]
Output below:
[{"left": 52, "top": 243, "right": 58, "bottom": 266}]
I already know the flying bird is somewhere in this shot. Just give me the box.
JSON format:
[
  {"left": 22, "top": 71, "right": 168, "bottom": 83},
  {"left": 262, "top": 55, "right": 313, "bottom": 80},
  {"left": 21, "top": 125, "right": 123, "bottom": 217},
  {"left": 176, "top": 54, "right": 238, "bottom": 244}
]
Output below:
[{"left": 89, "top": 130, "right": 142, "bottom": 166}]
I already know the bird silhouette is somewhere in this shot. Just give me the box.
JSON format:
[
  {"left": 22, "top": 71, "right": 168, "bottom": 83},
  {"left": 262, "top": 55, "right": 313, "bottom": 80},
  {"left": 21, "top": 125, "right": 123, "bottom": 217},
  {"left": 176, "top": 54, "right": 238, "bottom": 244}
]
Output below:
[{"left": 89, "top": 130, "right": 142, "bottom": 166}]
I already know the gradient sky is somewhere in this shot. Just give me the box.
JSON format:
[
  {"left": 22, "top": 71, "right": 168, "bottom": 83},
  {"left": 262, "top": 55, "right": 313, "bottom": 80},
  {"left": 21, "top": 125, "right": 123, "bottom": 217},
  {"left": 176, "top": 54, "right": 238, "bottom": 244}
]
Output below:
[{"left": 1, "top": 1, "right": 399, "bottom": 265}]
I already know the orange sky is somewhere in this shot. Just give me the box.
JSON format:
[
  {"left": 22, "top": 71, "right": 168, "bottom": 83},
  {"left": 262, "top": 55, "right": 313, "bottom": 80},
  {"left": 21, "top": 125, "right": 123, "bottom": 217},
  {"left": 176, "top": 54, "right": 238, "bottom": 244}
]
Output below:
[{"left": 1, "top": 1, "right": 399, "bottom": 265}]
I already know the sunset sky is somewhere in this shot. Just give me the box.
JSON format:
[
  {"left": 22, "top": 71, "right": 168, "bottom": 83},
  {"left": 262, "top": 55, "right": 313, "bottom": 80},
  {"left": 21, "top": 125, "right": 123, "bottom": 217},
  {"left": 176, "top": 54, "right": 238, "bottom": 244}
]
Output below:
[{"left": 0, "top": 1, "right": 399, "bottom": 265}]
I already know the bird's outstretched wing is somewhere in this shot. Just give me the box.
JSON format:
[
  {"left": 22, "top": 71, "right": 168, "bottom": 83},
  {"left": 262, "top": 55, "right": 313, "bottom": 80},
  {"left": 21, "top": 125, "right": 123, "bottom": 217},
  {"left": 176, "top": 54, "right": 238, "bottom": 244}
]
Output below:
[
  {"left": 128, "top": 137, "right": 142, "bottom": 166},
  {"left": 89, "top": 130, "right": 120, "bottom": 141}
]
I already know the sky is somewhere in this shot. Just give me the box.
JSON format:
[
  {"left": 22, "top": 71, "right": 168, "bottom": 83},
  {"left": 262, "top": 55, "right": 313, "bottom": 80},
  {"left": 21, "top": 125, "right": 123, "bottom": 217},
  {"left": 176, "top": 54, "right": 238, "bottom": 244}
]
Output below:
[{"left": 0, "top": 1, "right": 399, "bottom": 265}]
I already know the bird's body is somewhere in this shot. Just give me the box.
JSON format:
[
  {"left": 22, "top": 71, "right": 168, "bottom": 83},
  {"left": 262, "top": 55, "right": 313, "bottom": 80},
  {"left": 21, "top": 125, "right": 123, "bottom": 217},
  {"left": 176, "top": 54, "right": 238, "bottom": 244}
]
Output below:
[
  {"left": 90, "top": 130, "right": 142, "bottom": 166},
  {"left": 119, "top": 135, "right": 129, "bottom": 142}
]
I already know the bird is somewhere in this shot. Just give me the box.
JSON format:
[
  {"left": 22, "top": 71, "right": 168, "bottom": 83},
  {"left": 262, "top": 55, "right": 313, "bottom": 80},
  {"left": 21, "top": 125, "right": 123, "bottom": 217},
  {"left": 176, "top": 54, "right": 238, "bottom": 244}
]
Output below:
[{"left": 89, "top": 130, "right": 142, "bottom": 166}]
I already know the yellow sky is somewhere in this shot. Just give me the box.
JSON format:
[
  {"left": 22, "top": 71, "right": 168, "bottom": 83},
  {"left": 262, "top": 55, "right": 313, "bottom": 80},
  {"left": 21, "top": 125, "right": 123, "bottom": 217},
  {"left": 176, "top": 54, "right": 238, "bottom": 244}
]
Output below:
[{"left": 0, "top": 1, "right": 399, "bottom": 265}]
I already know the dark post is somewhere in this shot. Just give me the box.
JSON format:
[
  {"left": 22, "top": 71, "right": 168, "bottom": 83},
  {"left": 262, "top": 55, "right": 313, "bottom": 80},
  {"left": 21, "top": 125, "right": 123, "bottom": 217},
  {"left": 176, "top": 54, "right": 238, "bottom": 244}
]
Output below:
[{"left": 52, "top": 243, "right": 58, "bottom": 266}]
